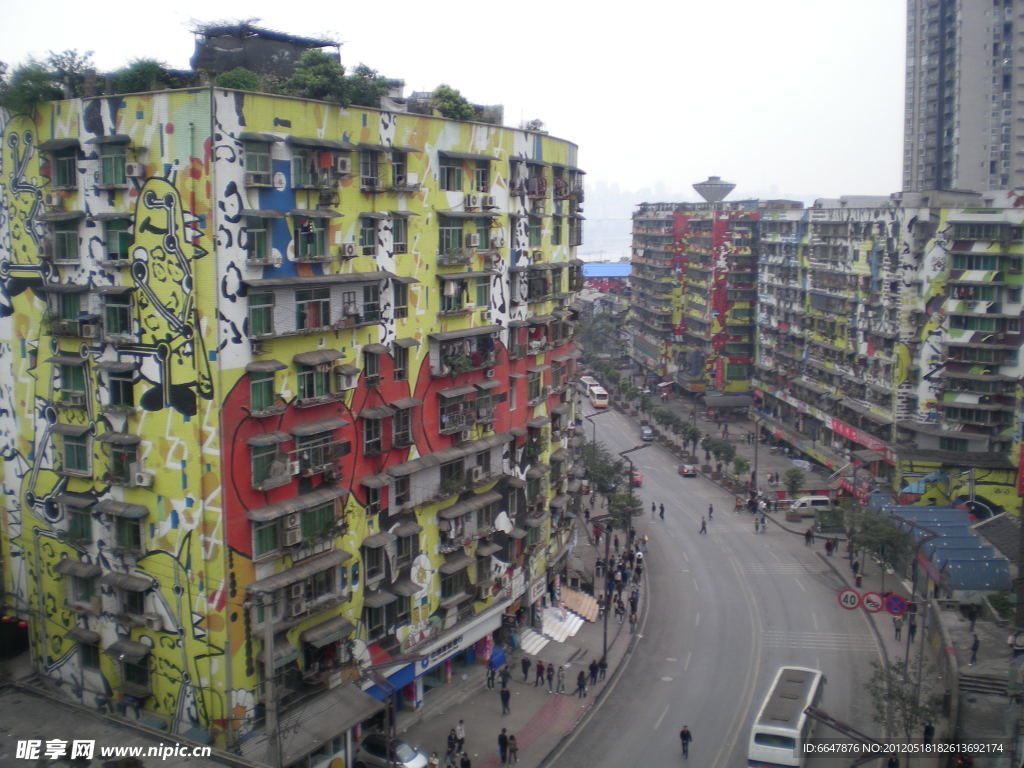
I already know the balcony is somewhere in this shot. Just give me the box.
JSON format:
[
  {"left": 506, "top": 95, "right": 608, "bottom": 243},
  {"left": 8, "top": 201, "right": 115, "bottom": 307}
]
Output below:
[{"left": 438, "top": 251, "right": 472, "bottom": 268}]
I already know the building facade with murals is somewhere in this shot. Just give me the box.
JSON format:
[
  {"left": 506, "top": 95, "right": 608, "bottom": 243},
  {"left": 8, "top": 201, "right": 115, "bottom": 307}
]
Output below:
[
  {"left": 0, "top": 85, "right": 584, "bottom": 765},
  {"left": 629, "top": 191, "right": 1023, "bottom": 517}
]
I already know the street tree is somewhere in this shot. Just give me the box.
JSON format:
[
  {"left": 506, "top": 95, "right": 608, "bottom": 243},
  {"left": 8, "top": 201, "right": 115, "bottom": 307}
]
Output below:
[
  {"left": 783, "top": 468, "right": 804, "bottom": 498},
  {"left": 865, "top": 659, "right": 937, "bottom": 741},
  {"left": 580, "top": 441, "right": 627, "bottom": 495}
]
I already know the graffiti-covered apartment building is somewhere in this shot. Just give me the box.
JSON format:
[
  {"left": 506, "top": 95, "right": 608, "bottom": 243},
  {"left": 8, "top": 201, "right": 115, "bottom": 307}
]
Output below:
[{"left": 0, "top": 82, "right": 585, "bottom": 765}]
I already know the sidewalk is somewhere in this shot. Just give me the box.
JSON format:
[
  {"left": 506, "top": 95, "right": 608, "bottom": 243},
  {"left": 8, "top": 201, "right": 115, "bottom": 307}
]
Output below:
[{"left": 396, "top": 495, "right": 640, "bottom": 766}]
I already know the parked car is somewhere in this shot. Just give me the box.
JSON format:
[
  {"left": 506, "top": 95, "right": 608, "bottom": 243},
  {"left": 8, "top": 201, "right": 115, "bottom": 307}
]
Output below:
[
  {"left": 356, "top": 734, "right": 429, "bottom": 768},
  {"left": 678, "top": 463, "right": 698, "bottom": 477},
  {"left": 630, "top": 469, "right": 643, "bottom": 487},
  {"left": 640, "top": 425, "right": 654, "bottom": 442}
]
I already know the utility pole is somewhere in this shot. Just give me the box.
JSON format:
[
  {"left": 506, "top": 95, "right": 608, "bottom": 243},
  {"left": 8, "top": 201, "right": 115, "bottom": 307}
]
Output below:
[{"left": 619, "top": 444, "right": 649, "bottom": 546}]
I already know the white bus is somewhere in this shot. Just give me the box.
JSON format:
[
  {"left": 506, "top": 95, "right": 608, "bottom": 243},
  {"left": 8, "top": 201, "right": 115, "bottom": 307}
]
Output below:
[
  {"left": 578, "top": 375, "right": 600, "bottom": 396},
  {"left": 747, "top": 666, "right": 824, "bottom": 768},
  {"left": 589, "top": 386, "right": 609, "bottom": 409}
]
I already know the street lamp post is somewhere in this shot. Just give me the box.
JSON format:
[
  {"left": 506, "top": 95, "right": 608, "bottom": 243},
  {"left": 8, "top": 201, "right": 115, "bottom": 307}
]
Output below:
[
  {"left": 618, "top": 445, "right": 649, "bottom": 546},
  {"left": 589, "top": 513, "right": 617, "bottom": 662}
]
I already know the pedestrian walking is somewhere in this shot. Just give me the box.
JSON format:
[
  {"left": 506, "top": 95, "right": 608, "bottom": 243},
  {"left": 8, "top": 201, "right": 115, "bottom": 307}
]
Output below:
[
  {"left": 499, "top": 685, "right": 511, "bottom": 715},
  {"left": 754, "top": 517, "right": 760, "bottom": 534},
  {"left": 456, "top": 720, "right": 466, "bottom": 752},
  {"left": 968, "top": 604, "right": 979, "bottom": 631},
  {"left": 893, "top": 615, "right": 904, "bottom": 641},
  {"left": 759, "top": 516, "right": 767, "bottom": 534},
  {"left": 535, "top": 660, "right": 545, "bottom": 686},
  {"left": 651, "top": 501, "right": 656, "bottom": 518},
  {"left": 486, "top": 665, "right": 496, "bottom": 689},
  {"left": 707, "top": 504, "right": 714, "bottom": 520},
  {"left": 887, "top": 757, "right": 899, "bottom": 768},
  {"left": 498, "top": 728, "right": 509, "bottom": 764},
  {"left": 922, "top": 722, "right": 934, "bottom": 744},
  {"left": 556, "top": 665, "right": 566, "bottom": 693},
  {"left": 615, "top": 599, "right": 626, "bottom": 624},
  {"left": 659, "top": 503, "right": 665, "bottom": 520},
  {"left": 908, "top": 618, "right": 917, "bottom": 644},
  {"left": 629, "top": 593, "right": 638, "bottom": 615},
  {"left": 499, "top": 666, "right": 511, "bottom": 688},
  {"left": 852, "top": 560, "right": 860, "bottom": 577},
  {"left": 805, "top": 528, "right": 814, "bottom": 546},
  {"left": 613, "top": 534, "right": 620, "bottom": 553},
  {"left": 599, "top": 656, "right": 607, "bottom": 680},
  {"left": 825, "top": 539, "right": 834, "bottom": 556},
  {"left": 520, "top": 657, "right": 530, "bottom": 682},
  {"left": 575, "top": 670, "right": 587, "bottom": 698},
  {"left": 970, "top": 633, "right": 979, "bottom": 665},
  {"left": 589, "top": 658, "right": 599, "bottom": 685},
  {"left": 546, "top": 662, "right": 554, "bottom": 691},
  {"left": 460, "top": 752, "right": 471, "bottom": 768},
  {"left": 507, "top": 735, "right": 519, "bottom": 764},
  {"left": 447, "top": 729, "right": 458, "bottom": 757},
  {"left": 679, "top": 725, "right": 693, "bottom": 758},
  {"left": 699, "top": 517, "right": 707, "bottom": 535},
  {"left": 629, "top": 610, "right": 637, "bottom": 633},
  {"left": 735, "top": 497, "right": 743, "bottom": 513}
]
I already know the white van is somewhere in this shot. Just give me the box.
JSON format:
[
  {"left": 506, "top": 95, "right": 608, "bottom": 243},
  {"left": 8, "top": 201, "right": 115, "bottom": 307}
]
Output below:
[{"left": 790, "top": 496, "right": 833, "bottom": 517}]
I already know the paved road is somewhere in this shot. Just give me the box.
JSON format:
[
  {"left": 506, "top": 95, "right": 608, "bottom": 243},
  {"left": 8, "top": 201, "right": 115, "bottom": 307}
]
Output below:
[{"left": 554, "top": 404, "right": 885, "bottom": 768}]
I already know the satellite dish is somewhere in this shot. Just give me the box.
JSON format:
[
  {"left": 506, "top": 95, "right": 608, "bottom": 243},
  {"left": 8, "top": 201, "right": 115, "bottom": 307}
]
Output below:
[{"left": 494, "top": 510, "right": 512, "bottom": 534}]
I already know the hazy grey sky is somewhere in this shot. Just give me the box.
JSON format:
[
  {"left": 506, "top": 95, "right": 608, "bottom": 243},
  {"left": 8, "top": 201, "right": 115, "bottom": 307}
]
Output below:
[{"left": 1, "top": 0, "right": 905, "bottom": 202}]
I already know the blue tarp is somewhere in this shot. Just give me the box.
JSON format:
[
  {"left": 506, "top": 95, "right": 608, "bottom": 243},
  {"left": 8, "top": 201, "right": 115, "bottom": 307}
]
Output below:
[
  {"left": 583, "top": 263, "right": 631, "bottom": 278},
  {"left": 897, "top": 473, "right": 946, "bottom": 495},
  {"left": 941, "top": 559, "right": 1011, "bottom": 590}
]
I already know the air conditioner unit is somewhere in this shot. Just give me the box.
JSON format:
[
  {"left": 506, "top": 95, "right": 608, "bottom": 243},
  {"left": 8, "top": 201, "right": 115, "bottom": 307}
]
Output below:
[
  {"left": 250, "top": 340, "right": 268, "bottom": 355},
  {"left": 466, "top": 233, "right": 481, "bottom": 248},
  {"left": 482, "top": 195, "right": 496, "bottom": 209},
  {"left": 459, "top": 429, "right": 474, "bottom": 443},
  {"left": 289, "top": 460, "right": 301, "bottom": 476},
  {"left": 465, "top": 193, "right": 480, "bottom": 209},
  {"left": 124, "top": 162, "right": 145, "bottom": 179},
  {"left": 285, "top": 513, "right": 300, "bottom": 529},
  {"left": 44, "top": 192, "right": 63, "bottom": 208},
  {"left": 62, "top": 392, "right": 86, "bottom": 407},
  {"left": 290, "top": 600, "right": 306, "bottom": 617},
  {"left": 341, "top": 243, "right": 358, "bottom": 258},
  {"left": 79, "top": 323, "right": 98, "bottom": 339},
  {"left": 532, "top": 250, "right": 543, "bottom": 259},
  {"left": 480, "top": 309, "right": 492, "bottom": 322},
  {"left": 244, "top": 172, "right": 265, "bottom": 186},
  {"left": 132, "top": 470, "right": 154, "bottom": 488},
  {"left": 489, "top": 231, "right": 505, "bottom": 248},
  {"left": 485, "top": 367, "right": 495, "bottom": 378},
  {"left": 144, "top": 614, "right": 162, "bottom": 630},
  {"left": 335, "top": 156, "right": 352, "bottom": 175},
  {"left": 469, "top": 466, "right": 483, "bottom": 483},
  {"left": 289, "top": 583, "right": 304, "bottom": 599},
  {"left": 284, "top": 528, "right": 302, "bottom": 547}
]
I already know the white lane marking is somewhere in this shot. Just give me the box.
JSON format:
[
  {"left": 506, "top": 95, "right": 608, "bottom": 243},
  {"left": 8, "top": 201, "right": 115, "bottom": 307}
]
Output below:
[
  {"left": 695, "top": 612, "right": 701, "bottom": 627},
  {"left": 693, "top": 580, "right": 700, "bottom": 593},
  {"left": 655, "top": 703, "right": 670, "bottom": 730},
  {"left": 811, "top": 612, "right": 820, "bottom": 632},
  {"left": 666, "top": 657, "right": 678, "bottom": 662},
  {"left": 684, "top": 651, "right": 692, "bottom": 671},
  {"left": 794, "top": 577, "right": 807, "bottom": 593}
]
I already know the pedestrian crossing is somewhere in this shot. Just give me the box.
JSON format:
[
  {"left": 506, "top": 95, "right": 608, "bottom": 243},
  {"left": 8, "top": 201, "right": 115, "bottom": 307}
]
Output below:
[
  {"left": 762, "top": 629, "right": 877, "bottom": 652},
  {"left": 743, "top": 562, "right": 827, "bottom": 576}
]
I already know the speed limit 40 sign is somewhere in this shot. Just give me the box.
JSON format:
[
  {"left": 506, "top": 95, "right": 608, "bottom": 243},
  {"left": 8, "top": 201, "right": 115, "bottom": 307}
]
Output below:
[{"left": 837, "top": 588, "right": 861, "bottom": 610}]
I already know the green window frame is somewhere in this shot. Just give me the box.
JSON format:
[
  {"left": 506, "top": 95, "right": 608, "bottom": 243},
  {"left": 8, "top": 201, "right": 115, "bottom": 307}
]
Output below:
[
  {"left": 253, "top": 520, "right": 279, "bottom": 557},
  {"left": 68, "top": 508, "right": 92, "bottom": 541},
  {"left": 439, "top": 160, "right": 463, "bottom": 191},
  {"left": 108, "top": 371, "right": 134, "bottom": 407},
  {"left": 61, "top": 363, "right": 86, "bottom": 393},
  {"left": 71, "top": 575, "right": 95, "bottom": 603},
  {"left": 105, "top": 219, "right": 132, "bottom": 261},
  {"left": 393, "top": 345, "right": 408, "bottom": 382},
  {"left": 54, "top": 221, "right": 78, "bottom": 262},
  {"left": 360, "top": 152, "right": 379, "bottom": 188},
  {"left": 394, "top": 282, "right": 409, "bottom": 318},
  {"left": 248, "top": 292, "right": 274, "bottom": 337},
  {"left": 527, "top": 371, "right": 542, "bottom": 402},
  {"left": 306, "top": 567, "right": 335, "bottom": 601},
  {"left": 294, "top": 218, "right": 327, "bottom": 260},
  {"left": 291, "top": 149, "right": 314, "bottom": 188},
  {"left": 80, "top": 642, "right": 100, "bottom": 669},
  {"left": 115, "top": 517, "right": 142, "bottom": 551},
  {"left": 250, "top": 372, "right": 275, "bottom": 411},
  {"left": 244, "top": 216, "right": 270, "bottom": 261},
  {"left": 474, "top": 161, "right": 490, "bottom": 193},
  {"left": 301, "top": 501, "right": 335, "bottom": 539},
  {"left": 438, "top": 217, "right": 463, "bottom": 253},
  {"left": 363, "top": 546, "right": 384, "bottom": 580},
  {"left": 360, "top": 217, "right": 377, "bottom": 255},
  {"left": 396, "top": 534, "right": 416, "bottom": 569},
  {"left": 52, "top": 150, "right": 77, "bottom": 188},
  {"left": 363, "top": 284, "right": 380, "bottom": 322},
  {"left": 123, "top": 660, "right": 150, "bottom": 687},
  {"left": 296, "top": 287, "right": 330, "bottom": 330},
  {"left": 363, "top": 417, "right": 383, "bottom": 456},
  {"left": 244, "top": 141, "right": 272, "bottom": 185},
  {"left": 251, "top": 443, "right": 280, "bottom": 486},
  {"left": 392, "top": 216, "right": 409, "bottom": 255},
  {"left": 364, "top": 351, "right": 380, "bottom": 384},
  {"left": 100, "top": 146, "right": 126, "bottom": 186},
  {"left": 121, "top": 589, "right": 145, "bottom": 615},
  {"left": 104, "top": 294, "right": 132, "bottom": 335},
  {"left": 475, "top": 278, "right": 490, "bottom": 308},
  {"left": 57, "top": 292, "right": 80, "bottom": 321},
  {"left": 109, "top": 444, "right": 137, "bottom": 483},
  {"left": 394, "top": 408, "right": 412, "bottom": 445},
  {"left": 64, "top": 435, "right": 89, "bottom": 474},
  {"left": 528, "top": 216, "right": 542, "bottom": 248},
  {"left": 552, "top": 215, "right": 563, "bottom": 245}
]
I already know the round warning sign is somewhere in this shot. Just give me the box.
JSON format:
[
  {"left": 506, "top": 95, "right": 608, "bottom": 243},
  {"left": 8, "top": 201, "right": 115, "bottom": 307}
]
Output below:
[
  {"left": 862, "top": 592, "right": 884, "bottom": 613},
  {"left": 838, "top": 588, "right": 861, "bottom": 610},
  {"left": 885, "top": 594, "right": 908, "bottom": 616}
]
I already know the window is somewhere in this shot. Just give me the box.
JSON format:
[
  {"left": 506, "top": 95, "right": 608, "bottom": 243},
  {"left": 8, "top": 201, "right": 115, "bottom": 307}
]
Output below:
[
  {"left": 440, "top": 158, "right": 463, "bottom": 191},
  {"left": 104, "top": 294, "right": 132, "bottom": 336},
  {"left": 291, "top": 149, "right": 314, "bottom": 188},
  {"left": 551, "top": 270, "right": 562, "bottom": 296},
  {"left": 725, "top": 363, "right": 749, "bottom": 381},
  {"left": 108, "top": 443, "right": 137, "bottom": 484},
  {"left": 476, "top": 500, "right": 495, "bottom": 530},
  {"left": 475, "top": 278, "right": 490, "bottom": 308},
  {"left": 949, "top": 315, "right": 996, "bottom": 331},
  {"left": 364, "top": 351, "right": 380, "bottom": 386},
  {"left": 244, "top": 216, "right": 271, "bottom": 262},
  {"left": 440, "top": 280, "right": 466, "bottom": 313},
  {"left": 363, "top": 285, "right": 381, "bottom": 322},
  {"left": 528, "top": 216, "right": 542, "bottom": 248},
  {"left": 306, "top": 567, "right": 335, "bottom": 602},
  {"left": 552, "top": 215, "right": 563, "bottom": 245},
  {"left": 363, "top": 417, "right": 383, "bottom": 456},
  {"left": 441, "top": 569, "right": 468, "bottom": 600},
  {"left": 527, "top": 371, "right": 542, "bottom": 402},
  {"left": 392, "top": 151, "right": 408, "bottom": 187},
  {"left": 439, "top": 396, "right": 469, "bottom": 433},
  {"left": 104, "top": 218, "right": 132, "bottom": 261},
  {"left": 248, "top": 292, "right": 274, "bottom": 337},
  {"left": 394, "top": 282, "right": 408, "bottom": 318},
  {"left": 394, "top": 476, "right": 411, "bottom": 506},
  {"left": 360, "top": 152, "right": 379, "bottom": 189},
  {"left": 296, "top": 287, "right": 330, "bottom": 330},
  {"left": 70, "top": 575, "right": 95, "bottom": 604},
  {"left": 251, "top": 443, "right": 283, "bottom": 487},
  {"left": 68, "top": 508, "right": 92, "bottom": 541},
  {"left": 123, "top": 659, "right": 150, "bottom": 689},
  {"left": 396, "top": 534, "right": 416, "bottom": 569},
  {"left": 294, "top": 218, "right": 328, "bottom": 261},
  {"left": 64, "top": 435, "right": 89, "bottom": 475},
  {"left": 250, "top": 371, "right": 276, "bottom": 412},
  {"left": 392, "top": 216, "right": 409, "bottom": 255},
  {"left": 253, "top": 520, "right": 279, "bottom": 557},
  {"left": 439, "top": 217, "right": 463, "bottom": 253},
  {"left": 366, "top": 486, "right": 382, "bottom": 517},
  {"left": 393, "top": 345, "right": 408, "bottom": 382},
  {"left": 80, "top": 642, "right": 100, "bottom": 670},
  {"left": 100, "top": 145, "right": 126, "bottom": 187},
  {"left": 121, "top": 589, "right": 145, "bottom": 616},
  {"left": 475, "top": 450, "right": 492, "bottom": 477},
  {"left": 296, "top": 431, "right": 341, "bottom": 474},
  {"left": 297, "top": 364, "right": 332, "bottom": 403},
  {"left": 363, "top": 545, "right": 384, "bottom": 581},
  {"left": 53, "top": 221, "right": 78, "bottom": 262},
  {"left": 440, "top": 459, "right": 464, "bottom": 492},
  {"left": 474, "top": 161, "right": 490, "bottom": 193},
  {"left": 364, "top": 604, "right": 385, "bottom": 641},
  {"left": 245, "top": 141, "right": 272, "bottom": 185},
  {"left": 386, "top": 595, "right": 411, "bottom": 627},
  {"left": 360, "top": 217, "right": 377, "bottom": 256},
  {"left": 301, "top": 501, "right": 335, "bottom": 539},
  {"left": 115, "top": 517, "right": 143, "bottom": 551},
  {"left": 61, "top": 363, "right": 86, "bottom": 394},
  {"left": 52, "top": 149, "right": 77, "bottom": 188},
  {"left": 56, "top": 292, "right": 80, "bottom": 321},
  {"left": 392, "top": 408, "right": 413, "bottom": 449}
]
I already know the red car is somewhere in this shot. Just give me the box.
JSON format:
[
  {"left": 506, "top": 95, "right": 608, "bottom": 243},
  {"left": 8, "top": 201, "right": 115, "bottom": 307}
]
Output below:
[{"left": 630, "top": 469, "right": 643, "bottom": 487}]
